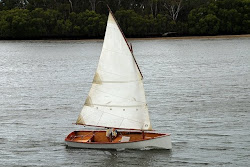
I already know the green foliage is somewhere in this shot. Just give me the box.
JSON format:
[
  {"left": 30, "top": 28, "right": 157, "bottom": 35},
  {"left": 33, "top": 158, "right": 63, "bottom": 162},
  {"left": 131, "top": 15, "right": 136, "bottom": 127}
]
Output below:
[
  {"left": 0, "top": 8, "right": 107, "bottom": 38},
  {"left": 115, "top": 10, "right": 173, "bottom": 37},
  {"left": 0, "top": 0, "right": 249, "bottom": 39},
  {"left": 188, "top": 0, "right": 250, "bottom": 35},
  {"left": 0, "top": 9, "right": 31, "bottom": 38},
  {"left": 115, "top": 10, "right": 145, "bottom": 36},
  {"left": 71, "top": 10, "right": 106, "bottom": 37}
]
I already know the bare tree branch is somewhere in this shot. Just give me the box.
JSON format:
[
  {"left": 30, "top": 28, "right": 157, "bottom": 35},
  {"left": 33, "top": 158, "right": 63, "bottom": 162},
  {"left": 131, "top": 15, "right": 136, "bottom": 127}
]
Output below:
[
  {"left": 89, "top": 0, "right": 96, "bottom": 11},
  {"left": 68, "top": 0, "right": 73, "bottom": 12},
  {"left": 163, "top": 0, "right": 183, "bottom": 21}
]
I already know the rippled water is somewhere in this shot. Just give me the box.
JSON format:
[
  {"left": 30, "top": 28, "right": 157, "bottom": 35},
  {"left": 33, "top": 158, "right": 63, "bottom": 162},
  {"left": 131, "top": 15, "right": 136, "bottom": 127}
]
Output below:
[{"left": 0, "top": 38, "right": 250, "bottom": 166}]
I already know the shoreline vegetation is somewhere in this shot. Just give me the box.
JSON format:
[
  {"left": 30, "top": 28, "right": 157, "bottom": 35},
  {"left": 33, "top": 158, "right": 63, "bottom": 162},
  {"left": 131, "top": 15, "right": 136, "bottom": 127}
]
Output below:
[
  {"left": 129, "top": 34, "right": 250, "bottom": 40},
  {"left": 2, "top": 34, "right": 249, "bottom": 41},
  {"left": 0, "top": 0, "right": 249, "bottom": 40}
]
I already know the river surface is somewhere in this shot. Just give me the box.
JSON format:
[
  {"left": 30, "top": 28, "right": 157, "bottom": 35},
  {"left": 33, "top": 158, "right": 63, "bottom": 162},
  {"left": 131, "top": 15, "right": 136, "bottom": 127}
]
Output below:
[{"left": 0, "top": 37, "right": 250, "bottom": 167}]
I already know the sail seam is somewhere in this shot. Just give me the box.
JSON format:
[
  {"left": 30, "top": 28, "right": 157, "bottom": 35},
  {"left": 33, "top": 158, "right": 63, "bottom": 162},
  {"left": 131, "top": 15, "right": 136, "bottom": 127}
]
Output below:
[
  {"left": 83, "top": 109, "right": 148, "bottom": 125},
  {"left": 86, "top": 104, "right": 146, "bottom": 107},
  {"left": 91, "top": 87, "right": 147, "bottom": 104},
  {"left": 97, "top": 68, "right": 142, "bottom": 80},
  {"left": 96, "top": 111, "right": 104, "bottom": 127},
  {"left": 102, "top": 47, "right": 130, "bottom": 56},
  {"left": 93, "top": 80, "right": 141, "bottom": 83},
  {"left": 118, "top": 118, "right": 125, "bottom": 128}
]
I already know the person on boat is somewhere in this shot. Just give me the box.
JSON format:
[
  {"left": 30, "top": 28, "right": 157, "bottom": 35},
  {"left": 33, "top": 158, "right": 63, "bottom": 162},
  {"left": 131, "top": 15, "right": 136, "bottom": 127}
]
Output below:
[
  {"left": 106, "top": 128, "right": 112, "bottom": 142},
  {"left": 106, "top": 128, "right": 118, "bottom": 142},
  {"left": 111, "top": 128, "right": 117, "bottom": 138},
  {"left": 106, "top": 128, "right": 112, "bottom": 137}
]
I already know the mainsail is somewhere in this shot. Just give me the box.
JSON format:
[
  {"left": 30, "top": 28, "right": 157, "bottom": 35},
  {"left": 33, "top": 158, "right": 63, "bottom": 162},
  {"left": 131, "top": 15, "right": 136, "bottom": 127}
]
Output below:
[{"left": 76, "top": 11, "right": 152, "bottom": 131}]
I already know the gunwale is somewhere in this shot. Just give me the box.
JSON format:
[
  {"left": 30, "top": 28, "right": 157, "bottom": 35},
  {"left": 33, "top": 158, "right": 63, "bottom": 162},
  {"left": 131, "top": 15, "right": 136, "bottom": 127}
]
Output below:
[{"left": 65, "top": 130, "right": 170, "bottom": 144}]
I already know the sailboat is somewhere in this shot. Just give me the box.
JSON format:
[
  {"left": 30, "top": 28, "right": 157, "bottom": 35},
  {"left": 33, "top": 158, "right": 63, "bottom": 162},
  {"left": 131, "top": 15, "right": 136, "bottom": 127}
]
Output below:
[{"left": 65, "top": 8, "right": 172, "bottom": 149}]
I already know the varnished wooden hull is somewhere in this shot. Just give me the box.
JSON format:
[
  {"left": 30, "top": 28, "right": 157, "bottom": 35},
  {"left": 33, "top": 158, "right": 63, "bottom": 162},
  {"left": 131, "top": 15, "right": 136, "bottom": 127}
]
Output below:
[{"left": 65, "top": 130, "right": 172, "bottom": 149}]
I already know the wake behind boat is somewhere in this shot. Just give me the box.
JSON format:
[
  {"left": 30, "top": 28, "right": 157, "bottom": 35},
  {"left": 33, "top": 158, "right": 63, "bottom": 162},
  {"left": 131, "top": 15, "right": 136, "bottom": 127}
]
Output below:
[{"left": 65, "top": 7, "right": 172, "bottom": 150}]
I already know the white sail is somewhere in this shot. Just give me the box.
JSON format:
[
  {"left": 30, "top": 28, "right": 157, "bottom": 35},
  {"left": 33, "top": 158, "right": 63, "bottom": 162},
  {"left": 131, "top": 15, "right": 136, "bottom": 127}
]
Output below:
[{"left": 76, "top": 11, "right": 152, "bottom": 131}]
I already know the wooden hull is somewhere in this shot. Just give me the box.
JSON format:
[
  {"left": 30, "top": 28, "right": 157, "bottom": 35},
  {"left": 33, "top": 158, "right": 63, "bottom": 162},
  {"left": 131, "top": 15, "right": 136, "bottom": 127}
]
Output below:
[{"left": 65, "top": 130, "right": 172, "bottom": 149}]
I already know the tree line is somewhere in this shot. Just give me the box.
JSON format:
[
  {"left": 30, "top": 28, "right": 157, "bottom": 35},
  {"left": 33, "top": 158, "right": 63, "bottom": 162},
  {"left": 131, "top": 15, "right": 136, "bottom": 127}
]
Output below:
[{"left": 0, "top": 0, "right": 249, "bottom": 39}]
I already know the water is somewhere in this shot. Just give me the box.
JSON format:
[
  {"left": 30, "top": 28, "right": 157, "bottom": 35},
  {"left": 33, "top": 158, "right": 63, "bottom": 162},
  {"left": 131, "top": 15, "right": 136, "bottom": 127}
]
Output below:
[{"left": 0, "top": 37, "right": 249, "bottom": 166}]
